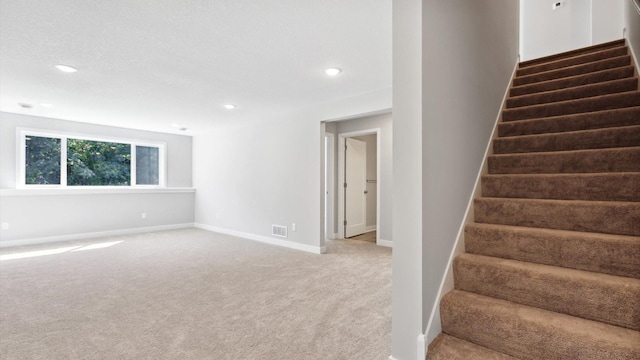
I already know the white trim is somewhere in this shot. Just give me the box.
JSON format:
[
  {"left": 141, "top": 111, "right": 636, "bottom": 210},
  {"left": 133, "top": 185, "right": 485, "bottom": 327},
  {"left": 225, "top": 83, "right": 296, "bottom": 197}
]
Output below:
[
  {"left": 377, "top": 238, "right": 393, "bottom": 248},
  {"left": 626, "top": 38, "right": 640, "bottom": 76},
  {"left": 337, "top": 128, "right": 381, "bottom": 240},
  {"left": 0, "top": 223, "right": 194, "bottom": 248},
  {"left": 332, "top": 232, "right": 339, "bottom": 239},
  {"left": 0, "top": 187, "right": 195, "bottom": 197},
  {"left": 365, "top": 225, "right": 377, "bottom": 232},
  {"left": 519, "top": 0, "right": 524, "bottom": 60},
  {"left": 194, "top": 223, "right": 326, "bottom": 254},
  {"left": 424, "top": 58, "right": 520, "bottom": 344},
  {"left": 324, "top": 133, "right": 336, "bottom": 241},
  {"left": 388, "top": 356, "right": 398, "bottom": 360},
  {"left": 417, "top": 333, "right": 427, "bottom": 360}
]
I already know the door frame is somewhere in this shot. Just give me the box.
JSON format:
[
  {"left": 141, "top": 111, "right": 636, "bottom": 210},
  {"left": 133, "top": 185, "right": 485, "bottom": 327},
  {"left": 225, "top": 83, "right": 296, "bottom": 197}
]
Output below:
[
  {"left": 324, "top": 133, "right": 336, "bottom": 240},
  {"left": 337, "top": 128, "right": 381, "bottom": 244}
]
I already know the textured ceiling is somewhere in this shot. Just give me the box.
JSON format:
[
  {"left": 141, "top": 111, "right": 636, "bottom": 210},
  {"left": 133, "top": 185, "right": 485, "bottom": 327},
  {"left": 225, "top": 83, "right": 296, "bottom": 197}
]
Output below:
[{"left": 0, "top": 0, "right": 391, "bottom": 135}]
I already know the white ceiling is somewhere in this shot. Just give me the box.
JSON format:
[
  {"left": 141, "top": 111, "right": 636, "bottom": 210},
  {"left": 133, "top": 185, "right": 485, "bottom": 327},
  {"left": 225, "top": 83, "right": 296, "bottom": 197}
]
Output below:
[{"left": 0, "top": 0, "right": 392, "bottom": 135}]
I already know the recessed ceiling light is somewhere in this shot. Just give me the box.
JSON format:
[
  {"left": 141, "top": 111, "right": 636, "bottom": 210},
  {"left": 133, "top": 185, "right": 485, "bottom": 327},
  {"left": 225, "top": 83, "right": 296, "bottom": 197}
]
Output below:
[
  {"left": 40, "top": 103, "right": 53, "bottom": 107},
  {"left": 179, "top": 127, "right": 188, "bottom": 131},
  {"left": 224, "top": 104, "right": 236, "bottom": 110},
  {"left": 18, "top": 103, "right": 33, "bottom": 109},
  {"left": 54, "top": 64, "right": 78, "bottom": 73},
  {"left": 325, "top": 67, "right": 342, "bottom": 76}
]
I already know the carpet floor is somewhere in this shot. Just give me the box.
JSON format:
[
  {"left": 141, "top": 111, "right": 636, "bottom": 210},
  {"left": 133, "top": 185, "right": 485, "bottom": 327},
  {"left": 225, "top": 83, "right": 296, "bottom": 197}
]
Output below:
[{"left": 0, "top": 228, "right": 391, "bottom": 360}]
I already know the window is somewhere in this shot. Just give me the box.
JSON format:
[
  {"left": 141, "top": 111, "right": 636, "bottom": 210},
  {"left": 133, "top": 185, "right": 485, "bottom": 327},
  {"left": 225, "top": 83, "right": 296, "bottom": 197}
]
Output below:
[
  {"left": 19, "top": 130, "right": 165, "bottom": 188},
  {"left": 25, "top": 136, "right": 61, "bottom": 185},
  {"left": 67, "top": 139, "right": 131, "bottom": 186}
]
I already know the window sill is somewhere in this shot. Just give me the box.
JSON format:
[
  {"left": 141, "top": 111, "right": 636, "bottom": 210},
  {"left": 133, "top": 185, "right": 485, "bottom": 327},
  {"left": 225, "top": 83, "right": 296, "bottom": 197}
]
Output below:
[{"left": 0, "top": 187, "right": 196, "bottom": 197}]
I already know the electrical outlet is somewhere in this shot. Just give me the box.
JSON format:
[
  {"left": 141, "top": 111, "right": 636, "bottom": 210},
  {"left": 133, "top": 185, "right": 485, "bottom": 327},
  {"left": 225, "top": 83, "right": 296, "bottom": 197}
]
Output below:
[
  {"left": 1, "top": 222, "right": 9, "bottom": 230},
  {"left": 292, "top": 223, "right": 296, "bottom": 232},
  {"left": 141, "top": 213, "right": 147, "bottom": 220}
]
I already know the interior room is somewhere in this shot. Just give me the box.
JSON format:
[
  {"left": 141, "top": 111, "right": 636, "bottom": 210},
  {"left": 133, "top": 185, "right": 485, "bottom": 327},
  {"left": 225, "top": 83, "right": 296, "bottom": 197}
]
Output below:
[{"left": 1, "top": 1, "right": 638, "bottom": 360}]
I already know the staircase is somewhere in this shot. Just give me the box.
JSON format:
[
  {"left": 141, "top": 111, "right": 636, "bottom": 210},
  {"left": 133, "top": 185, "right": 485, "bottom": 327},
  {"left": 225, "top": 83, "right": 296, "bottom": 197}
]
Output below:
[{"left": 427, "top": 39, "right": 640, "bottom": 359}]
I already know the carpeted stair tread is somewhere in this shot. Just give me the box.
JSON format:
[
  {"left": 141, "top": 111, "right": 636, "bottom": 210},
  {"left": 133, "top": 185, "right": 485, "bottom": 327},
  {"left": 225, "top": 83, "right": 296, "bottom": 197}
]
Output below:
[
  {"left": 454, "top": 253, "right": 640, "bottom": 330},
  {"left": 427, "top": 334, "right": 517, "bottom": 360},
  {"left": 519, "top": 39, "right": 626, "bottom": 68},
  {"left": 474, "top": 197, "right": 640, "bottom": 236},
  {"left": 510, "top": 65, "right": 635, "bottom": 97},
  {"left": 502, "top": 91, "right": 640, "bottom": 121},
  {"left": 440, "top": 290, "right": 640, "bottom": 360},
  {"left": 464, "top": 223, "right": 640, "bottom": 278},
  {"left": 516, "top": 45, "right": 629, "bottom": 77},
  {"left": 488, "top": 146, "right": 640, "bottom": 174},
  {"left": 481, "top": 172, "right": 640, "bottom": 201},
  {"left": 429, "top": 40, "right": 640, "bottom": 359},
  {"left": 506, "top": 77, "right": 638, "bottom": 109},
  {"left": 498, "top": 107, "right": 640, "bottom": 137},
  {"left": 513, "top": 55, "right": 631, "bottom": 87},
  {"left": 492, "top": 125, "right": 640, "bottom": 154}
]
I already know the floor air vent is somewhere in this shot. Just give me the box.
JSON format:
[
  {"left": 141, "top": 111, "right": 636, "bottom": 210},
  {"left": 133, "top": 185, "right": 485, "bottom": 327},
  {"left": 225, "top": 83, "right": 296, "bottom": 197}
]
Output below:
[{"left": 272, "top": 225, "right": 288, "bottom": 238}]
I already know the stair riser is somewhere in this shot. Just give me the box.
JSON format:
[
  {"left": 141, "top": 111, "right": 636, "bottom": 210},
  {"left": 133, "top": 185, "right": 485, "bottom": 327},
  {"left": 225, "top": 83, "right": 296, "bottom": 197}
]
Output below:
[
  {"left": 440, "top": 291, "right": 640, "bottom": 360},
  {"left": 519, "top": 39, "right": 626, "bottom": 68},
  {"left": 510, "top": 66, "right": 635, "bottom": 97},
  {"left": 506, "top": 78, "right": 638, "bottom": 109},
  {"left": 482, "top": 173, "right": 640, "bottom": 202},
  {"left": 453, "top": 255, "right": 640, "bottom": 330},
  {"left": 498, "top": 107, "right": 640, "bottom": 137},
  {"left": 492, "top": 125, "right": 640, "bottom": 154},
  {"left": 513, "top": 56, "right": 631, "bottom": 87},
  {"left": 516, "top": 46, "right": 629, "bottom": 77},
  {"left": 464, "top": 224, "right": 640, "bottom": 278},
  {"left": 427, "top": 334, "right": 518, "bottom": 360},
  {"left": 488, "top": 148, "right": 640, "bottom": 174},
  {"left": 474, "top": 198, "right": 640, "bottom": 236},
  {"left": 502, "top": 92, "right": 640, "bottom": 122}
]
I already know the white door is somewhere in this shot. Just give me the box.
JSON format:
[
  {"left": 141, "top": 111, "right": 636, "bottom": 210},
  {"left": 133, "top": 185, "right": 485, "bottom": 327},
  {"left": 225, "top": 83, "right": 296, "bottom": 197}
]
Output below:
[{"left": 345, "top": 138, "right": 367, "bottom": 237}]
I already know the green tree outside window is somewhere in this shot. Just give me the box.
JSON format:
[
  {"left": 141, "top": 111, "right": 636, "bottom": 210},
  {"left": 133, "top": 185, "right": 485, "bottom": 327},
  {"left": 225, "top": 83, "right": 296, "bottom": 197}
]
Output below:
[{"left": 67, "top": 139, "right": 131, "bottom": 186}]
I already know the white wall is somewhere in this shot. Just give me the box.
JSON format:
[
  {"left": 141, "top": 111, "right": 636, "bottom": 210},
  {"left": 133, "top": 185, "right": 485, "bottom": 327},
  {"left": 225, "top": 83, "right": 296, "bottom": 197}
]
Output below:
[
  {"left": 521, "top": 0, "right": 625, "bottom": 61},
  {"left": 0, "top": 112, "right": 194, "bottom": 245},
  {"left": 521, "top": 0, "right": 591, "bottom": 60},
  {"left": 420, "top": 0, "right": 520, "bottom": 355},
  {"left": 353, "top": 134, "right": 377, "bottom": 228},
  {"left": 626, "top": 0, "right": 640, "bottom": 61},
  {"left": 391, "top": 0, "right": 424, "bottom": 358},
  {"left": 192, "top": 88, "right": 392, "bottom": 254},
  {"left": 336, "top": 113, "right": 392, "bottom": 241},
  {"left": 593, "top": 0, "right": 625, "bottom": 44}
]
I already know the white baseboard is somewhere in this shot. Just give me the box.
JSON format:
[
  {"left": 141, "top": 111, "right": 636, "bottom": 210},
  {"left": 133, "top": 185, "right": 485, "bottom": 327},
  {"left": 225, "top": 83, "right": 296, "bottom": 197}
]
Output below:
[
  {"left": 194, "top": 223, "right": 326, "bottom": 254},
  {"left": 417, "top": 333, "right": 427, "bottom": 360},
  {"left": 365, "top": 225, "right": 377, "bottom": 232},
  {"left": 332, "top": 232, "right": 339, "bottom": 239},
  {"left": 0, "top": 223, "right": 195, "bottom": 248},
  {"left": 377, "top": 238, "right": 393, "bottom": 248},
  {"left": 388, "top": 356, "right": 398, "bottom": 360}
]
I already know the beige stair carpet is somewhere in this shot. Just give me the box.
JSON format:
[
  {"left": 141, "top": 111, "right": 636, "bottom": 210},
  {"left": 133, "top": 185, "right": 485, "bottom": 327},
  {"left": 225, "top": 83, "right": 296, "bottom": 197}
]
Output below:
[{"left": 427, "top": 39, "right": 640, "bottom": 359}]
